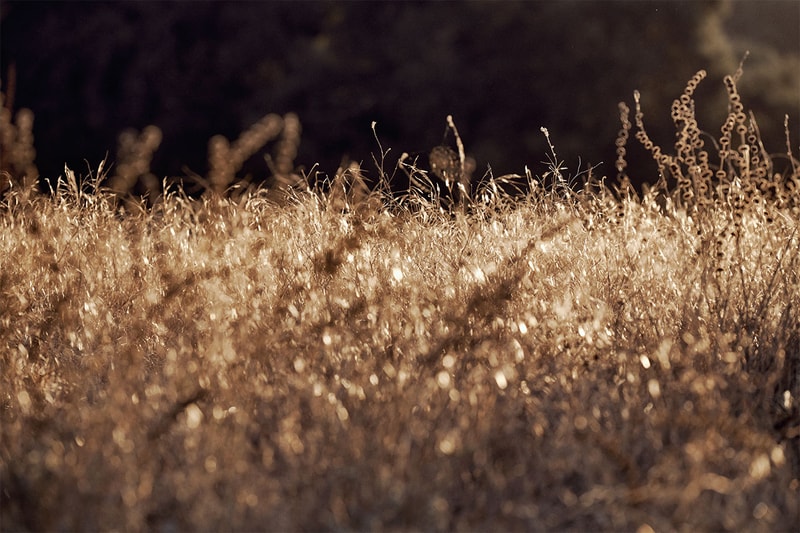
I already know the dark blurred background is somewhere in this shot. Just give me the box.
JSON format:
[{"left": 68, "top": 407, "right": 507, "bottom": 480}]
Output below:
[{"left": 1, "top": 0, "right": 798, "bottom": 190}]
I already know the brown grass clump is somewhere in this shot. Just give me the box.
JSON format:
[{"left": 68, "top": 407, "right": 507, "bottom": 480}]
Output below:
[{"left": 1, "top": 67, "right": 799, "bottom": 531}]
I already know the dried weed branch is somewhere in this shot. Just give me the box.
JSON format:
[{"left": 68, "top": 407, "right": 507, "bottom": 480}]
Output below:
[
  {"left": 108, "top": 125, "right": 163, "bottom": 197},
  {"left": 208, "top": 113, "right": 284, "bottom": 195},
  {"left": 1, "top": 84, "right": 38, "bottom": 194}
]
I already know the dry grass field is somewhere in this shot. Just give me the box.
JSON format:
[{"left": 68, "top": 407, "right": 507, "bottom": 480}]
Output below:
[{"left": 1, "top": 68, "right": 799, "bottom": 531}]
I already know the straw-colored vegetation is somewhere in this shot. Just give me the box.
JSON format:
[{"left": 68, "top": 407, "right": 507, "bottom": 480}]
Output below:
[{"left": 1, "top": 66, "right": 798, "bottom": 531}]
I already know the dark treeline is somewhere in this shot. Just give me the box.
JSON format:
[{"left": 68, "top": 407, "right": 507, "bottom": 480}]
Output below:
[{"left": 1, "top": 0, "right": 798, "bottom": 191}]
